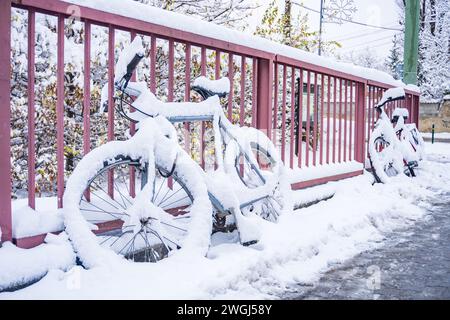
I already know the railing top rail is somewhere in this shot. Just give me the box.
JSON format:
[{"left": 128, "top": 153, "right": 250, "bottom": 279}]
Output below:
[
  {"left": 12, "top": 0, "right": 275, "bottom": 60},
  {"left": 275, "top": 54, "right": 367, "bottom": 83},
  {"left": 11, "top": 0, "right": 420, "bottom": 95},
  {"left": 367, "top": 80, "right": 420, "bottom": 96}
]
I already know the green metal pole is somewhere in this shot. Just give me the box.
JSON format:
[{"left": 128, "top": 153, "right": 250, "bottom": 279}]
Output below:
[{"left": 403, "top": 0, "right": 420, "bottom": 84}]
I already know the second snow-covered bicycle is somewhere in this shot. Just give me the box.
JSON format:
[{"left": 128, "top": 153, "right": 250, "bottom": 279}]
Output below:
[{"left": 368, "top": 87, "right": 425, "bottom": 183}]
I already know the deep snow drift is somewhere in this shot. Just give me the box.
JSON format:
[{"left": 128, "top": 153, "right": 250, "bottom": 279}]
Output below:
[{"left": 1, "top": 142, "right": 449, "bottom": 299}]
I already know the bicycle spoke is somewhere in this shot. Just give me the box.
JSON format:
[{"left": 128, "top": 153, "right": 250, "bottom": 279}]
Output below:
[
  {"left": 160, "top": 220, "right": 188, "bottom": 232},
  {"left": 114, "top": 179, "right": 132, "bottom": 208},
  {"left": 80, "top": 199, "right": 127, "bottom": 221},
  {"left": 146, "top": 225, "right": 170, "bottom": 255},
  {"left": 109, "top": 229, "right": 133, "bottom": 247},
  {"left": 118, "top": 231, "right": 140, "bottom": 256},
  {"left": 153, "top": 177, "right": 166, "bottom": 203},
  {"left": 90, "top": 181, "right": 127, "bottom": 211},
  {"left": 156, "top": 185, "right": 173, "bottom": 207},
  {"left": 161, "top": 195, "right": 189, "bottom": 211}
]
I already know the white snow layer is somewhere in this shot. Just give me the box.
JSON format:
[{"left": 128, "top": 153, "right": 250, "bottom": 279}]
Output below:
[
  {"left": 392, "top": 107, "right": 410, "bottom": 118},
  {"left": 193, "top": 76, "right": 231, "bottom": 94},
  {"left": 65, "top": 0, "right": 418, "bottom": 92},
  {"left": 1, "top": 142, "right": 448, "bottom": 299},
  {"left": 0, "top": 233, "right": 75, "bottom": 292},
  {"left": 377, "top": 87, "right": 406, "bottom": 107},
  {"left": 12, "top": 197, "right": 63, "bottom": 238},
  {"left": 288, "top": 161, "right": 363, "bottom": 184}
]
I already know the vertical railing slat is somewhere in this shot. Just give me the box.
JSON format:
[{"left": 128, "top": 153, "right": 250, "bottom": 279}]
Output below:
[
  {"left": 326, "top": 75, "right": 331, "bottom": 164},
  {"left": 297, "top": 69, "right": 303, "bottom": 168},
  {"left": 107, "top": 25, "right": 115, "bottom": 198},
  {"left": 290, "top": 67, "right": 295, "bottom": 169},
  {"left": 332, "top": 77, "right": 337, "bottom": 164},
  {"left": 129, "top": 31, "right": 136, "bottom": 198},
  {"left": 215, "top": 50, "right": 221, "bottom": 79},
  {"left": 168, "top": 39, "right": 174, "bottom": 102},
  {"left": 343, "top": 79, "right": 348, "bottom": 162},
  {"left": 167, "top": 39, "right": 175, "bottom": 187},
  {"left": 83, "top": 20, "right": 91, "bottom": 201},
  {"left": 305, "top": 70, "right": 310, "bottom": 167},
  {"left": 240, "top": 56, "right": 246, "bottom": 126},
  {"left": 184, "top": 43, "right": 191, "bottom": 153},
  {"left": 312, "top": 72, "right": 318, "bottom": 166},
  {"left": 281, "top": 65, "right": 287, "bottom": 162},
  {"left": 228, "top": 53, "right": 234, "bottom": 121},
  {"left": 251, "top": 58, "right": 257, "bottom": 127},
  {"left": 338, "top": 78, "right": 342, "bottom": 163},
  {"left": 150, "top": 36, "right": 156, "bottom": 94},
  {"left": 349, "top": 81, "right": 353, "bottom": 161},
  {"left": 28, "top": 10, "right": 36, "bottom": 209},
  {"left": 320, "top": 74, "right": 324, "bottom": 165},
  {"left": 273, "top": 63, "right": 278, "bottom": 144},
  {"left": 57, "top": 15, "right": 65, "bottom": 208},
  {"left": 200, "top": 46, "right": 206, "bottom": 168},
  {"left": 366, "top": 86, "right": 372, "bottom": 154}
]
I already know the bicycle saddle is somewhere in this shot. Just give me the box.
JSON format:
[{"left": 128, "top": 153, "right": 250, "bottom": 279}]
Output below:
[{"left": 191, "top": 76, "right": 230, "bottom": 100}]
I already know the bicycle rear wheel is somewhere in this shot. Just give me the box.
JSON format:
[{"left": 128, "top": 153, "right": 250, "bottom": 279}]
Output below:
[{"left": 225, "top": 127, "right": 292, "bottom": 222}]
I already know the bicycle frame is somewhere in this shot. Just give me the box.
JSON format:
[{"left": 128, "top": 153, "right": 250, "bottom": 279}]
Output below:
[{"left": 115, "top": 81, "right": 272, "bottom": 216}]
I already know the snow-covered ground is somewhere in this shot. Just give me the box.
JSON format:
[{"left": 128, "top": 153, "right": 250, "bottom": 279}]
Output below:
[{"left": 1, "top": 142, "right": 449, "bottom": 299}]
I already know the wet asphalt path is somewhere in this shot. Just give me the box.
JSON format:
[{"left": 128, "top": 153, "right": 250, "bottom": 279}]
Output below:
[{"left": 284, "top": 187, "right": 450, "bottom": 299}]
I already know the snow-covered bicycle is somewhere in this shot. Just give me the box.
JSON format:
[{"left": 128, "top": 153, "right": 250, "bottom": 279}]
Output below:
[
  {"left": 63, "top": 38, "right": 292, "bottom": 266},
  {"left": 368, "top": 87, "right": 425, "bottom": 183}
]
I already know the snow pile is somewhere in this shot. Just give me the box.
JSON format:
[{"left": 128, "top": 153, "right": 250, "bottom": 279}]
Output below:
[
  {"left": 0, "top": 233, "right": 75, "bottom": 292},
  {"left": 12, "top": 197, "right": 63, "bottom": 238},
  {"left": 288, "top": 161, "right": 363, "bottom": 184},
  {"left": 291, "top": 183, "right": 336, "bottom": 209}
]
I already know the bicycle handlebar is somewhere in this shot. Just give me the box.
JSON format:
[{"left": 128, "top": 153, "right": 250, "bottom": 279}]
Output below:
[{"left": 119, "top": 53, "right": 144, "bottom": 90}]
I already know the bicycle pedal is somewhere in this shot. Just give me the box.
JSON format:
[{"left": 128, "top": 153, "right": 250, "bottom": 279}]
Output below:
[
  {"left": 408, "top": 161, "right": 418, "bottom": 168},
  {"left": 241, "top": 240, "right": 258, "bottom": 247}
]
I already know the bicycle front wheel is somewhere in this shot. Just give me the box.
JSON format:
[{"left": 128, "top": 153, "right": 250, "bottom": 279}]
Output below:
[
  {"left": 368, "top": 129, "right": 404, "bottom": 183},
  {"left": 63, "top": 140, "right": 211, "bottom": 267}
]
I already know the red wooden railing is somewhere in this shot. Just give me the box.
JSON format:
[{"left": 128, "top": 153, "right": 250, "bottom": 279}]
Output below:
[{"left": 0, "top": 0, "right": 420, "bottom": 245}]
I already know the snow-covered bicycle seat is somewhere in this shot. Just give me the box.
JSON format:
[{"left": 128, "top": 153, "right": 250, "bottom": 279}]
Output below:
[
  {"left": 192, "top": 76, "right": 230, "bottom": 99},
  {"left": 391, "top": 107, "right": 409, "bottom": 123}
]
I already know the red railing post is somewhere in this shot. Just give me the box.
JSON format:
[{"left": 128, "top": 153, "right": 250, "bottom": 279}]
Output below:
[
  {"left": 256, "top": 58, "right": 273, "bottom": 138},
  {"left": 0, "top": 0, "right": 12, "bottom": 243}
]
